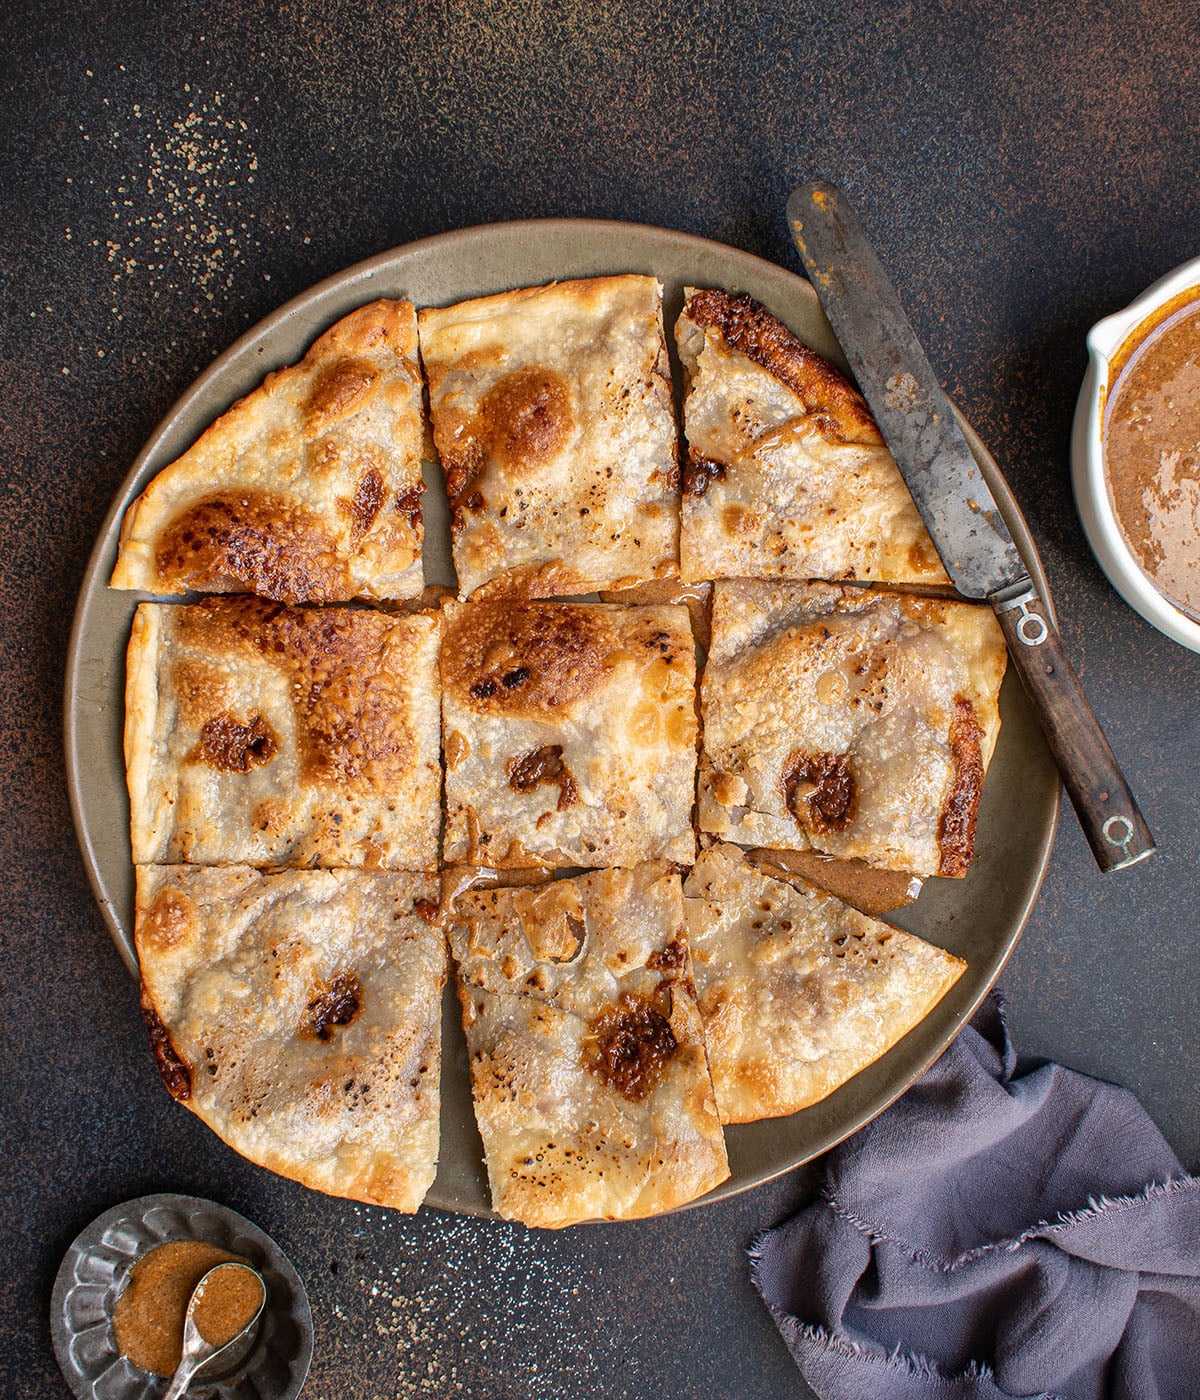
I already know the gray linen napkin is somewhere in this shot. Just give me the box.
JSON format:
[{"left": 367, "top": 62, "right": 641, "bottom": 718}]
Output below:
[{"left": 750, "top": 992, "right": 1200, "bottom": 1400}]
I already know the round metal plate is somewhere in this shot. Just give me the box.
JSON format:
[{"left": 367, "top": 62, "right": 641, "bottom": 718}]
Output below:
[
  {"left": 64, "top": 218, "right": 1059, "bottom": 1217},
  {"left": 50, "top": 1193, "right": 313, "bottom": 1399}
]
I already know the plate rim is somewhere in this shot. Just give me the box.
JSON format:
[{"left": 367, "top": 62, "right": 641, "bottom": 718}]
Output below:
[{"left": 63, "top": 216, "right": 1060, "bottom": 1216}]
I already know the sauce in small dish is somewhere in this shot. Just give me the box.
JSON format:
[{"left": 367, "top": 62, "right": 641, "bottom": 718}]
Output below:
[
  {"left": 51, "top": 1192, "right": 314, "bottom": 1400},
  {"left": 1104, "top": 296, "right": 1200, "bottom": 623},
  {"left": 1072, "top": 255, "right": 1200, "bottom": 652},
  {"left": 111, "top": 1239, "right": 243, "bottom": 1376},
  {"left": 191, "top": 1262, "right": 267, "bottom": 1351}
]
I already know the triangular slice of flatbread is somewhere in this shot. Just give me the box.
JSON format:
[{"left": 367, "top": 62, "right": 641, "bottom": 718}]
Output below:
[
  {"left": 683, "top": 844, "right": 965, "bottom": 1125},
  {"left": 135, "top": 866, "right": 446, "bottom": 1211},
  {"left": 675, "top": 288, "right": 949, "bottom": 586},
  {"left": 111, "top": 299, "right": 426, "bottom": 602}
]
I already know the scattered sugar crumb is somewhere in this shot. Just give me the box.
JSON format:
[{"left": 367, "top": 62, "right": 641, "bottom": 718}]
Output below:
[
  {"left": 74, "top": 81, "right": 267, "bottom": 328},
  {"left": 322, "top": 1209, "right": 629, "bottom": 1399}
]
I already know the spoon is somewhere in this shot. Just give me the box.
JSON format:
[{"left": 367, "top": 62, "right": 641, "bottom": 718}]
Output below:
[{"left": 162, "top": 1261, "right": 267, "bottom": 1400}]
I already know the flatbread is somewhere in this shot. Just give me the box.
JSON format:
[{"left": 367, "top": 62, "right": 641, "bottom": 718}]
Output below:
[
  {"left": 446, "top": 864, "right": 729, "bottom": 1227},
  {"left": 441, "top": 595, "right": 697, "bottom": 868},
  {"left": 125, "top": 596, "right": 442, "bottom": 869},
  {"left": 698, "top": 580, "right": 1006, "bottom": 877},
  {"left": 418, "top": 276, "right": 680, "bottom": 598},
  {"left": 683, "top": 845, "right": 965, "bottom": 1124},
  {"left": 675, "top": 289, "right": 948, "bottom": 586},
  {"left": 110, "top": 300, "right": 426, "bottom": 602},
  {"left": 135, "top": 865, "right": 444, "bottom": 1211}
]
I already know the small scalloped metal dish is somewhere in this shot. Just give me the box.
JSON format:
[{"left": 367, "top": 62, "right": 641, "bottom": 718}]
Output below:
[{"left": 50, "top": 1193, "right": 313, "bottom": 1400}]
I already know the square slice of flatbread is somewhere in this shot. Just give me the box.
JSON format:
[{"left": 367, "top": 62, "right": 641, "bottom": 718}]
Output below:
[
  {"left": 441, "top": 595, "right": 697, "bottom": 868},
  {"left": 683, "top": 845, "right": 965, "bottom": 1124},
  {"left": 698, "top": 580, "right": 1006, "bottom": 877},
  {"left": 446, "top": 865, "right": 729, "bottom": 1227},
  {"left": 125, "top": 596, "right": 442, "bottom": 869},
  {"left": 675, "top": 289, "right": 948, "bottom": 586},
  {"left": 135, "top": 865, "right": 445, "bottom": 1211},
  {"left": 110, "top": 300, "right": 426, "bottom": 602},
  {"left": 418, "top": 276, "right": 680, "bottom": 598}
]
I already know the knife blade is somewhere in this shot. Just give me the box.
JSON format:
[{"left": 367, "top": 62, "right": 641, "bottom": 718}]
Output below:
[{"left": 787, "top": 180, "right": 1155, "bottom": 873}]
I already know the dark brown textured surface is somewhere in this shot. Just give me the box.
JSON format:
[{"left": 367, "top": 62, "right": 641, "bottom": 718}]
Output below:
[{"left": 3, "top": 2, "right": 1199, "bottom": 1398}]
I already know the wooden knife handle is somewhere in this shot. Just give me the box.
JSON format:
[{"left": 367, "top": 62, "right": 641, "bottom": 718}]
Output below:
[{"left": 994, "top": 585, "right": 1155, "bottom": 872}]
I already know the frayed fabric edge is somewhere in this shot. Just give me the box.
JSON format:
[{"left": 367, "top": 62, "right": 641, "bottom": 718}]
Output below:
[
  {"left": 817, "top": 1173, "right": 1200, "bottom": 1274},
  {"left": 748, "top": 1282, "right": 1064, "bottom": 1400}
]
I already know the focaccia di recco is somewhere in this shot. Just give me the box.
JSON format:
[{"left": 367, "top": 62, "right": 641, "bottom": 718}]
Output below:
[
  {"left": 440, "top": 593, "right": 697, "bottom": 869},
  {"left": 698, "top": 579, "right": 1007, "bottom": 877},
  {"left": 675, "top": 288, "right": 949, "bottom": 587},
  {"left": 112, "top": 273, "right": 1009, "bottom": 1226},
  {"left": 124, "top": 596, "right": 443, "bottom": 870},
  {"left": 683, "top": 844, "right": 965, "bottom": 1124},
  {"left": 446, "top": 864, "right": 729, "bottom": 1226},
  {"left": 135, "top": 865, "right": 445, "bottom": 1211},
  {"left": 110, "top": 299, "right": 427, "bottom": 603},
  {"left": 418, "top": 275, "right": 680, "bottom": 599}
]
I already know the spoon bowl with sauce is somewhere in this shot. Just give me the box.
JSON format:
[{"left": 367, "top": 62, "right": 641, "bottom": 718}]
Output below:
[
  {"left": 52, "top": 1193, "right": 313, "bottom": 1400},
  {"left": 1073, "top": 254, "right": 1200, "bottom": 652},
  {"left": 163, "top": 1262, "right": 267, "bottom": 1400}
]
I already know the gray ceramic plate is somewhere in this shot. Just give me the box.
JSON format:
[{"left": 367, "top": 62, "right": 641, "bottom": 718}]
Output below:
[
  {"left": 50, "top": 1193, "right": 313, "bottom": 1399},
  {"left": 64, "top": 218, "right": 1059, "bottom": 1217}
]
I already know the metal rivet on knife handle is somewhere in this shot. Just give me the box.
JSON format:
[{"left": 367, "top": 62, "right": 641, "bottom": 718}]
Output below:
[
  {"left": 788, "top": 180, "right": 1156, "bottom": 874},
  {"left": 992, "top": 583, "right": 1155, "bottom": 872}
]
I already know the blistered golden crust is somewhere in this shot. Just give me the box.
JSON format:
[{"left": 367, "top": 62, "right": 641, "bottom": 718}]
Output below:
[
  {"left": 683, "top": 845, "right": 965, "bottom": 1124},
  {"left": 698, "top": 580, "right": 1006, "bottom": 878},
  {"left": 135, "top": 865, "right": 445, "bottom": 1211},
  {"left": 125, "top": 596, "right": 442, "bottom": 869},
  {"left": 446, "top": 864, "right": 729, "bottom": 1227},
  {"left": 683, "top": 290, "right": 881, "bottom": 446},
  {"left": 675, "top": 290, "right": 948, "bottom": 586},
  {"left": 111, "top": 300, "right": 426, "bottom": 603},
  {"left": 441, "top": 597, "right": 697, "bottom": 869},
  {"left": 418, "top": 276, "right": 680, "bottom": 598}
]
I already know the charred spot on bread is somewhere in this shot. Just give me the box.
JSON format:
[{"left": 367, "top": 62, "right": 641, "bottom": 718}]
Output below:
[
  {"left": 194, "top": 713, "right": 279, "bottom": 773},
  {"left": 583, "top": 992, "right": 679, "bottom": 1102},
  {"left": 937, "top": 697, "right": 985, "bottom": 876},
  {"left": 682, "top": 453, "right": 728, "bottom": 497},
  {"left": 154, "top": 493, "right": 340, "bottom": 603},
  {"left": 646, "top": 938, "right": 688, "bottom": 972},
  {"left": 481, "top": 366, "right": 574, "bottom": 472},
  {"left": 141, "top": 987, "right": 192, "bottom": 1101},
  {"left": 347, "top": 467, "right": 386, "bottom": 544},
  {"left": 506, "top": 744, "right": 579, "bottom": 811},
  {"left": 140, "top": 888, "right": 196, "bottom": 952},
  {"left": 304, "top": 356, "right": 379, "bottom": 426},
  {"left": 684, "top": 289, "right": 882, "bottom": 447},
  {"left": 394, "top": 485, "right": 424, "bottom": 527},
  {"left": 782, "top": 750, "right": 859, "bottom": 835},
  {"left": 443, "top": 596, "right": 613, "bottom": 717},
  {"left": 299, "top": 970, "right": 364, "bottom": 1042}
]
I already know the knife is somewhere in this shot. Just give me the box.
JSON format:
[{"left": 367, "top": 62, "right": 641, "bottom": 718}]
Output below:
[{"left": 787, "top": 180, "right": 1155, "bottom": 873}]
